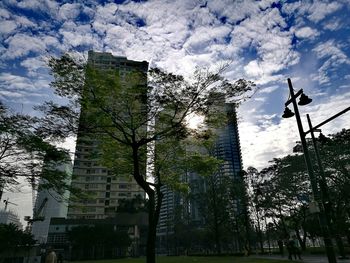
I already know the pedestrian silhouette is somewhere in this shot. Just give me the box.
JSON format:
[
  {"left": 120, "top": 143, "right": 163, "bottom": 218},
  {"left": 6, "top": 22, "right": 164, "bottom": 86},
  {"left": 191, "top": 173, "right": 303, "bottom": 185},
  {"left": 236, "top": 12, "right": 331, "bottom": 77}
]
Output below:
[{"left": 277, "top": 239, "right": 284, "bottom": 257}]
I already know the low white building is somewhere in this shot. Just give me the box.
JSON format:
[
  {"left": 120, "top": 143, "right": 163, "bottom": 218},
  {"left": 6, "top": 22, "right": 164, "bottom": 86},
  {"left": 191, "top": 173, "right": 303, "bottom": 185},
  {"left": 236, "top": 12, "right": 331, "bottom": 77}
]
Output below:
[{"left": 0, "top": 209, "right": 23, "bottom": 229}]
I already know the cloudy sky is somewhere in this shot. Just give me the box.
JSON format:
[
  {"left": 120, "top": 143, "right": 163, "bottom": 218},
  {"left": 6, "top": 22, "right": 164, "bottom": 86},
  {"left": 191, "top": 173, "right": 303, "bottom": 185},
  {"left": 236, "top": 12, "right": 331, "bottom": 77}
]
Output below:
[{"left": 1, "top": 0, "right": 350, "bottom": 223}]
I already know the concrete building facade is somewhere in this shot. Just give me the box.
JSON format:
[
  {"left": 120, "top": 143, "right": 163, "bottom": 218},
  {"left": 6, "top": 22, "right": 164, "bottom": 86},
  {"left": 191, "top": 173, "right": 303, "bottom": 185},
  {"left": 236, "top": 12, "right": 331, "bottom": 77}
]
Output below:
[{"left": 67, "top": 51, "right": 148, "bottom": 219}]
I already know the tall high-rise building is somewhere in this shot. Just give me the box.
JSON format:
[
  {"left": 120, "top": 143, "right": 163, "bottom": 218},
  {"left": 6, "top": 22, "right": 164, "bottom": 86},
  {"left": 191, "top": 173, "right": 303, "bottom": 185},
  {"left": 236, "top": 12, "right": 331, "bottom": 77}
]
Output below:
[
  {"left": 156, "top": 101, "right": 244, "bottom": 253},
  {"left": 67, "top": 51, "right": 148, "bottom": 219},
  {"left": 31, "top": 155, "right": 72, "bottom": 243}
]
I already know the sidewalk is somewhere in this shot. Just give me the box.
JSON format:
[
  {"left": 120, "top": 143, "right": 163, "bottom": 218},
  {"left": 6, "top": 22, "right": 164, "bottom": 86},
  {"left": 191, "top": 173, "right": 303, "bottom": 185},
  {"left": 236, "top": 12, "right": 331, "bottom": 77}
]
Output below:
[{"left": 253, "top": 254, "right": 350, "bottom": 263}]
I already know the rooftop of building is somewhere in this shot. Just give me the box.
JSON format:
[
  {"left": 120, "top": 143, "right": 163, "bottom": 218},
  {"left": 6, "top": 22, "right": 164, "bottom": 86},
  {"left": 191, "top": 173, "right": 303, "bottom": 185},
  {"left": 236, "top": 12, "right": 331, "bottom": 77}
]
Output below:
[{"left": 88, "top": 50, "right": 148, "bottom": 66}]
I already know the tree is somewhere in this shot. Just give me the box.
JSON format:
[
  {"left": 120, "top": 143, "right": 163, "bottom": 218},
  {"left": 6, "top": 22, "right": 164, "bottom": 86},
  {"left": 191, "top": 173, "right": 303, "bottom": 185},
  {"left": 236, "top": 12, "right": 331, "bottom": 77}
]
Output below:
[
  {"left": 229, "top": 171, "right": 252, "bottom": 254},
  {"left": 248, "top": 129, "right": 350, "bottom": 253},
  {"left": 315, "top": 129, "right": 350, "bottom": 256},
  {"left": 192, "top": 171, "right": 230, "bottom": 254},
  {"left": 0, "top": 101, "right": 73, "bottom": 201},
  {"left": 38, "top": 54, "right": 255, "bottom": 263},
  {"left": 258, "top": 156, "right": 314, "bottom": 250},
  {"left": 0, "top": 223, "right": 36, "bottom": 257}
]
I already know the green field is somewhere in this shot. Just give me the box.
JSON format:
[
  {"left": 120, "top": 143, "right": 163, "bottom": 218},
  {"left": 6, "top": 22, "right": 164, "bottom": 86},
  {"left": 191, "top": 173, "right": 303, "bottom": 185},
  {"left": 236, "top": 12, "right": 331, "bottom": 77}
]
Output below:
[{"left": 73, "top": 256, "right": 287, "bottom": 263}]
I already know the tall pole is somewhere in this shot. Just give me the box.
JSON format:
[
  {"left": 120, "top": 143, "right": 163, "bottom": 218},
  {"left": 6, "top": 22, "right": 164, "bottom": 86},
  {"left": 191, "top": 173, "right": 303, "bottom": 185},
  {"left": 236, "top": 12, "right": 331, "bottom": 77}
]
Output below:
[
  {"left": 307, "top": 114, "right": 348, "bottom": 259},
  {"left": 287, "top": 79, "right": 337, "bottom": 263}
]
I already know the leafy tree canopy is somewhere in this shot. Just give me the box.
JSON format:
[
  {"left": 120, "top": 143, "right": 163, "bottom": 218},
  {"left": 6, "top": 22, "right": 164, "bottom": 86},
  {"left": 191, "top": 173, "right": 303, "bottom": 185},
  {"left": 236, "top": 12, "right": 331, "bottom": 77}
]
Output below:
[{"left": 0, "top": 101, "right": 73, "bottom": 198}]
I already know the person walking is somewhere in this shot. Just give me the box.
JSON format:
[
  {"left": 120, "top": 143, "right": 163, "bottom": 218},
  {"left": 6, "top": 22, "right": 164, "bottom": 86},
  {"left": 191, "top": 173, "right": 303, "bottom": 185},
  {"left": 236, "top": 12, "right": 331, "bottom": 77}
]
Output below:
[
  {"left": 278, "top": 239, "right": 284, "bottom": 257},
  {"left": 287, "top": 238, "right": 294, "bottom": 260},
  {"left": 292, "top": 235, "right": 302, "bottom": 260},
  {"left": 45, "top": 248, "right": 57, "bottom": 263}
]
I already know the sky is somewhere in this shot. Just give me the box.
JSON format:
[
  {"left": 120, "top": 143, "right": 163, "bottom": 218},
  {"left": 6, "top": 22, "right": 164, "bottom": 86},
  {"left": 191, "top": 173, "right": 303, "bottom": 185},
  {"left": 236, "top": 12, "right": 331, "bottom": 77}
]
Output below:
[{"left": 0, "top": 0, "right": 350, "bottom": 225}]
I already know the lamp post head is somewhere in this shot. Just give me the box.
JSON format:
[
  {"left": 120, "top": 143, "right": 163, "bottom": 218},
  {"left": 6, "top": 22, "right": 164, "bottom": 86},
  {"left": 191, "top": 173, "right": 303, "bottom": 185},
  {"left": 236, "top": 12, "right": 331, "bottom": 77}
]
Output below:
[
  {"left": 282, "top": 107, "right": 295, "bottom": 118},
  {"left": 298, "top": 93, "right": 312, "bottom": 106}
]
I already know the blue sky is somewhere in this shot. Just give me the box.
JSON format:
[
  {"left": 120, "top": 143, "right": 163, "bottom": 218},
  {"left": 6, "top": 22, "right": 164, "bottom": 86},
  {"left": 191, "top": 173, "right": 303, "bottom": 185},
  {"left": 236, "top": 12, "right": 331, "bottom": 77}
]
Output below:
[{"left": 1, "top": 0, "right": 350, "bottom": 222}]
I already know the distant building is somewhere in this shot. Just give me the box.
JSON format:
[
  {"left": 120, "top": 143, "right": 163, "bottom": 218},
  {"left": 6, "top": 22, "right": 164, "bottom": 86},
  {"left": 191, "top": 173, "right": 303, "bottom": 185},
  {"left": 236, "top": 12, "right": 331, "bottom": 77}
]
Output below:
[
  {"left": 0, "top": 209, "right": 22, "bottom": 229},
  {"left": 31, "top": 155, "right": 72, "bottom": 243},
  {"left": 67, "top": 51, "right": 148, "bottom": 219}
]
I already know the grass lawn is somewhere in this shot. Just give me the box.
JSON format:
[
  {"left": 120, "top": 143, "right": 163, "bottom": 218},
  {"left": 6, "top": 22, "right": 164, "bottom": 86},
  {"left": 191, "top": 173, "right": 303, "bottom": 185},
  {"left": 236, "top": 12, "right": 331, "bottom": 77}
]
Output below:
[{"left": 73, "top": 256, "right": 287, "bottom": 263}]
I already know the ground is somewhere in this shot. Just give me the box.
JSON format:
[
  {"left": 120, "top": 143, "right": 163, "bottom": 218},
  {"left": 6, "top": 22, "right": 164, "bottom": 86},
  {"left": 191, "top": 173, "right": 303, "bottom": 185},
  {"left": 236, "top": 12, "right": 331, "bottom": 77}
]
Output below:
[{"left": 72, "top": 256, "right": 287, "bottom": 263}]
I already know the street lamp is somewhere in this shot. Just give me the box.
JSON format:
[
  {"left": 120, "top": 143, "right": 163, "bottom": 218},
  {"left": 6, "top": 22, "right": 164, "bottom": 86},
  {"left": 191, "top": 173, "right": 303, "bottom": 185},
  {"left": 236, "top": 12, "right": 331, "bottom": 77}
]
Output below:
[
  {"left": 282, "top": 78, "right": 337, "bottom": 263},
  {"left": 306, "top": 114, "right": 349, "bottom": 260}
]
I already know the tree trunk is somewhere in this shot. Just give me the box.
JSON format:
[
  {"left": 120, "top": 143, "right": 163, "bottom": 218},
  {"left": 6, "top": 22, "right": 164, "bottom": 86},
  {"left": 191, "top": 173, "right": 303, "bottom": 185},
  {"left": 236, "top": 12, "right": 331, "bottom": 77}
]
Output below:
[
  {"left": 243, "top": 208, "right": 251, "bottom": 255},
  {"left": 295, "top": 228, "right": 306, "bottom": 251},
  {"left": 145, "top": 186, "right": 163, "bottom": 263},
  {"left": 213, "top": 205, "right": 221, "bottom": 254},
  {"left": 210, "top": 177, "right": 221, "bottom": 255},
  {"left": 146, "top": 195, "right": 157, "bottom": 263},
  {"left": 132, "top": 144, "right": 160, "bottom": 263},
  {"left": 329, "top": 204, "right": 347, "bottom": 258},
  {"left": 255, "top": 212, "right": 264, "bottom": 254}
]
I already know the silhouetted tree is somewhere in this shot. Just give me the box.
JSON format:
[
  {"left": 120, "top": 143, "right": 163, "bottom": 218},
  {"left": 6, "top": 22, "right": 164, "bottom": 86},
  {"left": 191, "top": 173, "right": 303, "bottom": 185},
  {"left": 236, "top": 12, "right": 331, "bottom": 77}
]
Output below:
[
  {"left": 38, "top": 54, "right": 255, "bottom": 263},
  {"left": 0, "top": 101, "right": 73, "bottom": 200},
  {"left": 0, "top": 223, "right": 36, "bottom": 257}
]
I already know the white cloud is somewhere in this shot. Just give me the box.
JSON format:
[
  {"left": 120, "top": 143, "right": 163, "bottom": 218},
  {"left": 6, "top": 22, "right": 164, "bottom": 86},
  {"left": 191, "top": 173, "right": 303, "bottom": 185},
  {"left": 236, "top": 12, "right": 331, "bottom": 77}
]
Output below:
[
  {"left": 16, "top": 0, "right": 59, "bottom": 18},
  {"left": 313, "top": 40, "right": 348, "bottom": 61},
  {"left": 239, "top": 91, "right": 350, "bottom": 170},
  {"left": 2, "top": 33, "right": 46, "bottom": 59},
  {"left": 207, "top": 0, "right": 268, "bottom": 24},
  {"left": 323, "top": 19, "right": 342, "bottom": 31},
  {"left": 0, "top": 7, "right": 11, "bottom": 19},
  {"left": 307, "top": 2, "right": 342, "bottom": 23},
  {"left": 244, "top": 60, "right": 263, "bottom": 78},
  {"left": 20, "top": 56, "right": 47, "bottom": 77},
  {"left": 0, "top": 73, "right": 51, "bottom": 104},
  {"left": 282, "top": 1, "right": 342, "bottom": 23},
  {"left": 295, "top": 26, "right": 319, "bottom": 39},
  {"left": 58, "top": 3, "right": 81, "bottom": 21},
  {"left": 0, "top": 20, "right": 17, "bottom": 35},
  {"left": 184, "top": 25, "right": 232, "bottom": 54},
  {"left": 312, "top": 40, "right": 350, "bottom": 84},
  {"left": 15, "top": 15, "right": 37, "bottom": 28},
  {"left": 232, "top": 8, "right": 299, "bottom": 84},
  {"left": 259, "top": 85, "right": 279, "bottom": 94}
]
